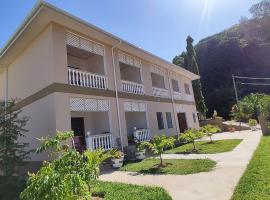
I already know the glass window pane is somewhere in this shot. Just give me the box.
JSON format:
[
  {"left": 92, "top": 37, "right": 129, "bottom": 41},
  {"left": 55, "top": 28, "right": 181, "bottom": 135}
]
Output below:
[
  {"left": 166, "top": 112, "right": 173, "bottom": 128},
  {"left": 156, "top": 112, "right": 164, "bottom": 130}
]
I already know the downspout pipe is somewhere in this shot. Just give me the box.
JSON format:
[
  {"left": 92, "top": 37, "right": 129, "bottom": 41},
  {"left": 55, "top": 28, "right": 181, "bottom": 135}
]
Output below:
[
  {"left": 167, "top": 71, "right": 179, "bottom": 135},
  {"left": 4, "top": 67, "right": 8, "bottom": 108},
  {"left": 111, "top": 40, "right": 124, "bottom": 151}
]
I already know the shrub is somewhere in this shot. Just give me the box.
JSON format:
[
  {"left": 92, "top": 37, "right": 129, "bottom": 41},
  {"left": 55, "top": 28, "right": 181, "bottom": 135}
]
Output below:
[
  {"left": 248, "top": 119, "right": 257, "bottom": 127},
  {"left": 0, "top": 100, "right": 30, "bottom": 176},
  {"left": 140, "top": 135, "right": 175, "bottom": 167},
  {"left": 200, "top": 125, "right": 221, "bottom": 143},
  {"left": 20, "top": 131, "right": 112, "bottom": 200},
  {"left": 179, "top": 129, "right": 204, "bottom": 152}
]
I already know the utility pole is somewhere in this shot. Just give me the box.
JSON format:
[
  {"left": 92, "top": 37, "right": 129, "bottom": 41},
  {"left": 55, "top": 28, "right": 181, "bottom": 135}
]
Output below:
[
  {"left": 232, "top": 74, "right": 242, "bottom": 128},
  {"left": 232, "top": 74, "right": 239, "bottom": 104}
]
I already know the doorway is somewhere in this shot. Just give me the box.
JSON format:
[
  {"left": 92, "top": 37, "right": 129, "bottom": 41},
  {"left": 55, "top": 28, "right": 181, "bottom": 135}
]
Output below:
[
  {"left": 71, "top": 117, "right": 86, "bottom": 146},
  {"left": 177, "top": 113, "right": 188, "bottom": 133}
]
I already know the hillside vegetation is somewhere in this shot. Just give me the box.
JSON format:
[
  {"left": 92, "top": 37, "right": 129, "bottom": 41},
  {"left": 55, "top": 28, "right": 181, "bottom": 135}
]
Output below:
[{"left": 174, "top": 1, "right": 270, "bottom": 118}]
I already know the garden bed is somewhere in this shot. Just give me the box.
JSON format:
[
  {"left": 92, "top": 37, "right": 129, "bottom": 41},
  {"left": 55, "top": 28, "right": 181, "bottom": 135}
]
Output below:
[
  {"left": 165, "top": 139, "right": 242, "bottom": 154},
  {"left": 120, "top": 158, "right": 216, "bottom": 175}
]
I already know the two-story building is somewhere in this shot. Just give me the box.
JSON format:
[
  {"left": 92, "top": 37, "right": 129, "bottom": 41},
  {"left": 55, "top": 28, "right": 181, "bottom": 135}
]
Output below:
[{"left": 0, "top": 2, "right": 199, "bottom": 161}]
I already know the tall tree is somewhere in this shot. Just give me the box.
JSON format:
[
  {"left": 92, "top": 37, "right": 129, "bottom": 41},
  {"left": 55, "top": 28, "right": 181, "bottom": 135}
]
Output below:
[
  {"left": 0, "top": 100, "right": 30, "bottom": 176},
  {"left": 249, "top": 0, "right": 270, "bottom": 19},
  {"left": 185, "top": 36, "right": 208, "bottom": 117}
]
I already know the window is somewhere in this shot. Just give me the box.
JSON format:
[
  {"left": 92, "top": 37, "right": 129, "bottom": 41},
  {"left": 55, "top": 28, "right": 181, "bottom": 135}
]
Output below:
[
  {"left": 156, "top": 112, "right": 164, "bottom": 130},
  {"left": 184, "top": 83, "right": 191, "bottom": 94},
  {"left": 192, "top": 113, "right": 197, "bottom": 123},
  {"left": 166, "top": 112, "right": 173, "bottom": 129},
  {"left": 171, "top": 79, "right": 180, "bottom": 92}
]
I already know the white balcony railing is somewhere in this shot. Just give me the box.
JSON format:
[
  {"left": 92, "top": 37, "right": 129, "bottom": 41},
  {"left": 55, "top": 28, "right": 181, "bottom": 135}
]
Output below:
[
  {"left": 68, "top": 68, "right": 108, "bottom": 89},
  {"left": 122, "top": 80, "right": 144, "bottom": 95},
  {"left": 152, "top": 87, "right": 169, "bottom": 98},
  {"left": 173, "top": 91, "right": 181, "bottom": 100},
  {"left": 85, "top": 133, "right": 113, "bottom": 150},
  {"left": 185, "top": 94, "right": 194, "bottom": 102},
  {"left": 133, "top": 129, "right": 150, "bottom": 143}
]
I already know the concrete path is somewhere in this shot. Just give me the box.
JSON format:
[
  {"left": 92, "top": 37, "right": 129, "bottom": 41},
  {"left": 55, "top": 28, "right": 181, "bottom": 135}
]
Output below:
[{"left": 100, "top": 130, "right": 261, "bottom": 200}]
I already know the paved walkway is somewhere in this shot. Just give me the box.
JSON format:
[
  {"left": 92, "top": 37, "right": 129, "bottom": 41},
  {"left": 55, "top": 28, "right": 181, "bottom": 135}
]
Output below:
[{"left": 100, "top": 130, "right": 261, "bottom": 200}]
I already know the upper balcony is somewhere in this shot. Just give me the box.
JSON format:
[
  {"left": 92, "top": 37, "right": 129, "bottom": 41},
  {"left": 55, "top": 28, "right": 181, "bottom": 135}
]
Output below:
[
  {"left": 66, "top": 32, "right": 107, "bottom": 90},
  {"left": 184, "top": 83, "right": 194, "bottom": 101},
  {"left": 151, "top": 72, "right": 169, "bottom": 98},
  {"left": 171, "top": 79, "right": 181, "bottom": 100},
  {"left": 119, "top": 52, "right": 144, "bottom": 95}
]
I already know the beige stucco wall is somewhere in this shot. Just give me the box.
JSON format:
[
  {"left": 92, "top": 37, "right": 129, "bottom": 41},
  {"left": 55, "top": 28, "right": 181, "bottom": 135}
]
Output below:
[
  {"left": 147, "top": 101, "right": 177, "bottom": 137},
  {"left": 8, "top": 25, "right": 55, "bottom": 100},
  {"left": 18, "top": 94, "right": 57, "bottom": 161},
  {"left": 0, "top": 70, "right": 4, "bottom": 100}
]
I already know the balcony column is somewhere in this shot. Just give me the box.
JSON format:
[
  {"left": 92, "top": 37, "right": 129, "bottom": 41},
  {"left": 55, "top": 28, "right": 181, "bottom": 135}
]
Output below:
[{"left": 111, "top": 40, "right": 124, "bottom": 151}]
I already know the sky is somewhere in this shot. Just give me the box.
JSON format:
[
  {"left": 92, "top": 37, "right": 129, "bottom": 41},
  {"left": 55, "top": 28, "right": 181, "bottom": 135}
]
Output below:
[{"left": 0, "top": 0, "right": 261, "bottom": 62}]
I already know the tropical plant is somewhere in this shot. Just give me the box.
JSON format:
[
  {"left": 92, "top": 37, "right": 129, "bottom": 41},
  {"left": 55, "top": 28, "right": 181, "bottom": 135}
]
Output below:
[
  {"left": 20, "top": 131, "right": 112, "bottom": 200},
  {"left": 179, "top": 129, "right": 204, "bottom": 152},
  {"left": 0, "top": 100, "right": 30, "bottom": 177},
  {"left": 140, "top": 135, "right": 175, "bottom": 167},
  {"left": 258, "top": 95, "right": 270, "bottom": 117},
  {"left": 109, "top": 148, "right": 124, "bottom": 159},
  {"left": 36, "top": 130, "right": 74, "bottom": 159},
  {"left": 230, "top": 101, "right": 253, "bottom": 125},
  {"left": 200, "top": 125, "right": 221, "bottom": 143},
  {"left": 248, "top": 119, "right": 257, "bottom": 127}
]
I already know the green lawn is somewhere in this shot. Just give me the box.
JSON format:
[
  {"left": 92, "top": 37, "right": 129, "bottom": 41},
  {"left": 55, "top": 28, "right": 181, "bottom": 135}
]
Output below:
[
  {"left": 165, "top": 139, "right": 242, "bottom": 154},
  {"left": 231, "top": 136, "right": 270, "bottom": 200},
  {"left": 0, "top": 176, "right": 172, "bottom": 200},
  {"left": 120, "top": 158, "right": 216, "bottom": 175},
  {"left": 91, "top": 180, "right": 172, "bottom": 200}
]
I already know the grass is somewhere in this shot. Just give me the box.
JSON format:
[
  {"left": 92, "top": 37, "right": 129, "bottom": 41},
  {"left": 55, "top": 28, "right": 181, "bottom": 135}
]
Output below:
[
  {"left": 91, "top": 180, "right": 172, "bottom": 200},
  {"left": 165, "top": 139, "right": 242, "bottom": 154},
  {"left": 120, "top": 158, "right": 216, "bottom": 175},
  {"left": 0, "top": 176, "right": 172, "bottom": 200},
  {"left": 231, "top": 136, "right": 270, "bottom": 200}
]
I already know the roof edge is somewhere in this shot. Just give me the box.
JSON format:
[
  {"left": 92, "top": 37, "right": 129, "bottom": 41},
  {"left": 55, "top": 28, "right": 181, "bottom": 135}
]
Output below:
[{"left": 0, "top": 1, "right": 199, "bottom": 80}]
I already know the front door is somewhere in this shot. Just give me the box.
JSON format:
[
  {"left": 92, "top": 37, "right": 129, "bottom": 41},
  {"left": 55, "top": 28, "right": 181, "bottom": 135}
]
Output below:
[
  {"left": 177, "top": 113, "right": 188, "bottom": 133},
  {"left": 71, "top": 117, "right": 85, "bottom": 145}
]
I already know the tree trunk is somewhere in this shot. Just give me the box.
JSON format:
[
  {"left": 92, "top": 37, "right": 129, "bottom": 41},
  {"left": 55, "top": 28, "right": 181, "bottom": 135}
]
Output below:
[
  {"left": 159, "top": 154, "right": 163, "bottom": 167},
  {"left": 192, "top": 141, "right": 196, "bottom": 151},
  {"left": 210, "top": 135, "right": 213, "bottom": 143}
]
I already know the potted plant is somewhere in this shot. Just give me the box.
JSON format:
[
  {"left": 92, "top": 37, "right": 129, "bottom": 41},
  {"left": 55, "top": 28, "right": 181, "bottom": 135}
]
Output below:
[
  {"left": 135, "top": 143, "right": 146, "bottom": 160},
  {"left": 110, "top": 148, "right": 124, "bottom": 168},
  {"left": 248, "top": 119, "right": 257, "bottom": 131}
]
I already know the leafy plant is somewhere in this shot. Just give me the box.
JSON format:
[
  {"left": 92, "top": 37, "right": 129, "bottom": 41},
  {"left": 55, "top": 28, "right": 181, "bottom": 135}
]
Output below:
[
  {"left": 20, "top": 131, "right": 112, "bottom": 200},
  {"left": 36, "top": 130, "right": 74, "bottom": 159},
  {"left": 0, "top": 100, "right": 30, "bottom": 177},
  {"left": 140, "top": 135, "right": 175, "bottom": 167},
  {"left": 200, "top": 125, "right": 221, "bottom": 143},
  {"left": 230, "top": 102, "right": 253, "bottom": 123},
  {"left": 179, "top": 129, "right": 204, "bottom": 152},
  {"left": 109, "top": 148, "right": 124, "bottom": 159},
  {"left": 248, "top": 119, "right": 258, "bottom": 127}
]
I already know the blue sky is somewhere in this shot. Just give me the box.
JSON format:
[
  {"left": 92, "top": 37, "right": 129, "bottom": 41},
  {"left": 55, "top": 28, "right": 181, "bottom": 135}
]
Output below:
[{"left": 0, "top": 0, "right": 261, "bottom": 62}]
